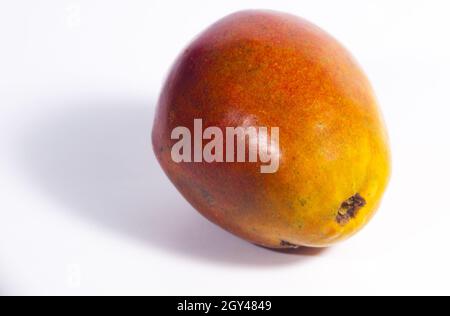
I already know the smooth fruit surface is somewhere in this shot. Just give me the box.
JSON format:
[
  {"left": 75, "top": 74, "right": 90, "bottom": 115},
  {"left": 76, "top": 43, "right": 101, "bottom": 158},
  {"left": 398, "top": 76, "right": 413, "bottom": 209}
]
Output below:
[{"left": 152, "top": 10, "right": 391, "bottom": 248}]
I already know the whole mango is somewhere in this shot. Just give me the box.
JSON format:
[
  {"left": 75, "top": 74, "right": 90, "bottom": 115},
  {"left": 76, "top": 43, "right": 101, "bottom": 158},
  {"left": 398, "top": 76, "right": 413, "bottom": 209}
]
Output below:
[{"left": 152, "top": 10, "right": 391, "bottom": 248}]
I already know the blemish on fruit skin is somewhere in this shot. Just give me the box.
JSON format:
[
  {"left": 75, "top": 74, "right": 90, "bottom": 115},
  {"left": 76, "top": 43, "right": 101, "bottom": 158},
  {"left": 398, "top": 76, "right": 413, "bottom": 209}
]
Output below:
[
  {"left": 169, "top": 110, "right": 176, "bottom": 124},
  {"left": 200, "top": 188, "right": 215, "bottom": 206},
  {"left": 299, "top": 198, "right": 307, "bottom": 207},
  {"left": 336, "top": 193, "right": 366, "bottom": 225},
  {"left": 280, "top": 240, "right": 301, "bottom": 249}
]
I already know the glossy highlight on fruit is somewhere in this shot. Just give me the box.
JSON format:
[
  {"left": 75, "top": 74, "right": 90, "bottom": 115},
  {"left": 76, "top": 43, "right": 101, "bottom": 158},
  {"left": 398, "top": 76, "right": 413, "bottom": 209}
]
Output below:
[{"left": 152, "top": 10, "right": 391, "bottom": 248}]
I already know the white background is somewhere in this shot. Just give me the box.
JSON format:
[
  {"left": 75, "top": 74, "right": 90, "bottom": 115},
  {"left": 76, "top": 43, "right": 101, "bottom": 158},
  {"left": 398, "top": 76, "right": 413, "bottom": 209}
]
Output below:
[{"left": 1, "top": 0, "right": 449, "bottom": 296}]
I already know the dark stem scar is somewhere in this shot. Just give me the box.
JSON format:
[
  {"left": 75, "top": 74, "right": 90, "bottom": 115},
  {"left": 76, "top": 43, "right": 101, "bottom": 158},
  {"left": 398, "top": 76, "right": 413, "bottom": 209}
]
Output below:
[
  {"left": 280, "top": 240, "right": 301, "bottom": 249},
  {"left": 336, "top": 193, "right": 367, "bottom": 225}
]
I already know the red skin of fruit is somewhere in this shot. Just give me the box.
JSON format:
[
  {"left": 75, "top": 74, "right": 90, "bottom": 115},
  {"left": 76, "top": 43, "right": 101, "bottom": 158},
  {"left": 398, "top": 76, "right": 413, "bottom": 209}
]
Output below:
[{"left": 152, "top": 10, "right": 391, "bottom": 248}]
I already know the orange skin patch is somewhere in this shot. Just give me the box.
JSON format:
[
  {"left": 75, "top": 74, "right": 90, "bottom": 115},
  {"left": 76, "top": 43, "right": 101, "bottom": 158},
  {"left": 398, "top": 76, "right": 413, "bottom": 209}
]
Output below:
[{"left": 152, "top": 10, "right": 391, "bottom": 248}]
